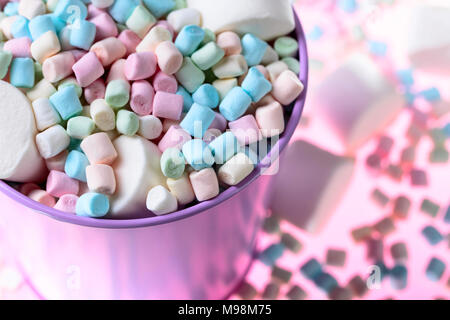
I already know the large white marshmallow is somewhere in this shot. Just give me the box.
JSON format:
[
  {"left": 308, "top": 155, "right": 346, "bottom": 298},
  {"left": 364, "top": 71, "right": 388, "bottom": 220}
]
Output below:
[
  {"left": 268, "top": 140, "right": 355, "bottom": 233},
  {"left": 0, "top": 80, "right": 46, "bottom": 182},
  {"left": 186, "top": 0, "right": 295, "bottom": 41},
  {"left": 110, "top": 135, "right": 167, "bottom": 218},
  {"left": 314, "top": 54, "right": 403, "bottom": 154}
]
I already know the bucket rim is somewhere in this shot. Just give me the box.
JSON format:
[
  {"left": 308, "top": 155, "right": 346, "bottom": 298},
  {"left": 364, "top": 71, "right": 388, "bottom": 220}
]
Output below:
[{"left": 0, "top": 8, "right": 309, "bottom": 229}]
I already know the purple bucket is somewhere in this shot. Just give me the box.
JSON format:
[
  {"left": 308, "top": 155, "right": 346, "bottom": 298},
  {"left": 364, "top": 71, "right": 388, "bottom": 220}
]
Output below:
[{"left": 0, "top": 10, "right": 308, "bottom": 299}]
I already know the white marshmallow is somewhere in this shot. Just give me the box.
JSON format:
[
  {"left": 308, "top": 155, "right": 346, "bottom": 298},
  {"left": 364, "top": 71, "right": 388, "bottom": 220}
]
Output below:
[
  {"left": 167, "top": 8, "right": 202, "bottom": 33},
  {"left": 167, "top": 173, "right": 195, "bottom": 205},
  {"left": 18, "top": 0, "right": 46, "bottom": 20},
  {"left": 261, "top": 45, "right": 279, "bottom": 65},
  {"left": 212, "top": 55, "right": 248, "bottom": 79},
  {"left": 32, "top": 98, "right": 61, "bottom": 132},
  {"left": 1, "top": 16, "right": 18, "bottom": 40},
  {"left": 45, "top": 150, "right": 68, "bottom": 172},
  {"left": 314, "top": 54, "right": 403, "bottom": 154},
  {"left": 111, "top": 135, "right": 167, "bottom": 218},
  {"left": 186, "top": 0, "right": 295, "bottom": 41},
  {"left": 212, "top": 78, "right": 238, "bottom": 101},
  {"left": 35, "top": 125, "right": 70, "bottom": 159},
  {"left": 91, "top": 0, "right": 114, "bottom": 9},
  {"left": 146, "top": 185, "right": 178, "bottom": 215},
  {"left": 30, "top": 31, "right": 61, "bottom": 64},
  {"left": 136, "top": 26, "right": 173, "bottom": 53},
  {"left": 269, "top": 140, "right": 355, "bottom": 233},
  {"left": 26, "top": 79, "right": 57, "bottom": 101},
  {"left": 266, "top": 61, "right": 289, "bottom": 83},
  {"left": 218, "top": 152, "right": 254, "bottom": 186},
  {"left": 138, "top": 115, "right": 163, "bottom": 140},
  {"left": 0, "top": 80, "right": 46, "bottom": 182},
  {"left": 90, "top": 99, "right": 116, "bottom": 131}
]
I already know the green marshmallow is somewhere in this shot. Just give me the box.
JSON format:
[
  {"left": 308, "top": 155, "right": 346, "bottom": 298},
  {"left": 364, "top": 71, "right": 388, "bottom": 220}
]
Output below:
[
  {"left": 105, "top": 79, "right": 130, "bottom": 109},
  {"left": 201, "top": 28, "right": 216, "bottom": 46},
  {"left": 282, "top": 57, "right": 300, "bottom": 74},
  {"left": 67, "top": 116, "right": 96, "bottom": 139},
  {"left": 116, "top": 109, "right": 139, "bottom": 136},
  {"left": 126, "top": 5, "right": 157, "bottom": 38},
  {"left": 0, "top": 51, "right": 12, "bottom": 79},
  {"left": 160, "top": 147, "right": 186, "bottom": 179},
  {"left": 175, "top": 57, "right": 205, "bottom": 93},
  {"left": 58, "top": 78, "right": 82, "bottom": 98},
  {"left": 274, "top": 36, "right": 299, "bottom": 58},
  {"left": 173, "top": 0, "right": 187, "bottom": 10},
  {"left": 191, "top": 42, "right": 225, "bottom": 71}
]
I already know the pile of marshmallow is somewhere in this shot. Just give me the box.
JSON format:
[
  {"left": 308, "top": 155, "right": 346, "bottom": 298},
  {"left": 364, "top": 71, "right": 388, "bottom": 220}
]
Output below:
[{"left": 0, "top": 0, "right": 304, "bottom": 219}]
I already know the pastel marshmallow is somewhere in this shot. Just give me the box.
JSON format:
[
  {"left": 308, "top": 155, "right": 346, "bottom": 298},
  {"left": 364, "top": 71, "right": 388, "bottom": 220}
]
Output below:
[
  {"left": 3, "top": 37, "right": 32, "bottom": 58},
  {"left": 138, "top": 115, "right": 163, "bottom": 140},
  {"left": 158, "top": 125, "right": 192, "bottom": 152},
  {"left": 26, "top": 78, "right": 57, "bottom": 101},
  {"left": 155, "top": 41, "right": 183, "bottom": 75},
  {"left": 218, "top": 152, "right": 254, "bottom": 186},
  {"left": 28, "top": 189, "right": 56, "bottom": 207},
  {"left": 153, "top": 91, "right": 183, "bottom": 120},
  {"left": 271, "top": 70, "right": 304, "bottom": 105},
  {"left": 80, "top": 132, "right": 118, "bottom": 165},
  {"left": 86, "top": 164, "right": 116, "bottom": 194},
  {"left": 30, "top": 31, "right": 61, "bottom": 64},
  {"left": 89, "top": 13, "right": 118, "bottom": 41},
  {"left": 126, "top": 4, "right": 156, "bottom": 38},
  {"left": 36, "top": 124, "right": 70, "bottom": 159},
  {"left": 45, "top": 150, "right": 68, "bottom": 172},
  {"left": 146, "top": 185, "right": 178, "bottom": 215},
  {"left": 189, "top": 168, "right": 219, "bottom": 202},
  {"left": 84, "top": 78, "right": 106, "bottom": 104},
  {"left": 212, "top": 55, "right": 248, "bottom": 79},
  {"left": 130, "top": 80, "right": 154, "bottom": 116},
  {"left": 152, "top": 71, "right": 178, "bottom": 93},
  {"left": 54, "top": 194, "right": 79, "bottom": 213},
  {"left": 255, "top": 101, "right": 285, "bottom": 138},
  {"left": 32, "top": 97, "right": 61, "bottom": 131},
  {"left": 229, "top": 115, "right": 262, "bottom": 145},
  {"left": 90, "top": 37, "right": 127, "bottom": 67},
  {"left": 42, "top": 52, "right": 76, "bottom": 83},
  {"left": 136, "top": 26, "right": 172, "bottom": 53},
  {"left": 167, "top": 8, "right": 201, "bottom": 33},
  {"left": 166, "top": 173, "right": 195, "bottom": 205},
  {"left": 124, "top": 51, "right": 157, "bottom": 80},
  {"left": 72, "top": 51, "right": 105, "bottom": 87},
  {"left": 90, "top": 99, "right": 116, "bottom": 131},
  {"left": 18, "top": 0, "right": 46, "bottom": 20},
  {"left": 46, "top": 170, "right": 80, "bottom": 197},
  {"left": 118, "top": 30, "right": 141, "bottom": 56},
  {"left": 216, "top": 31, "right": 242, "bottom": 56}
]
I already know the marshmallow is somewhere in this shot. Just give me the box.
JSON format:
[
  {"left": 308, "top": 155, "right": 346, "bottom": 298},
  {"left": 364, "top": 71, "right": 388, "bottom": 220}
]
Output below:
[
  {"left": 228, "top": 115, "right": 262, "bottom": 145},
  {"left": 106, "top": 59, "right": 126, "bottom": 83},
  {"left": 30, "top": 31, "right": 61, "bottom": 64},
  {"left": 108, "top": 0, "right": 139, "bottom": 24},
  {"left": 86, "top": 164, "right": 116, "bottom": 194},
  {"left": 217, "top": 152, "right": 254, "bottom": 186},
  {"left": 219, "top": 86, "right": 252, "bottom": 121},
  {"left": 84, "top": 78, "right": 106, "bottom": 104},
  {"left": 91, "top": 0, "right": 114, "bottom": 9},
  {"left": 90, "top": 98, "right": 116, "bottom": 131},
  {"left": 158, "top": 125, "right": 192, "bottom": 152},
  {"left": 46, "top": 169, "right": 80, "bottom": 197},
  {"left": 0, "top": 80, "right": 46, "bottom": 182},
  {"left": 241, "top": 33, "right": 268, "bottom": 67},
  {"left": 126, "top": 4, "right": 156, "bottom": 38},
  {"left": 124, "top": 51, "right": 157, "bottom": 81},
  {"left": 261, "top": 45, "right": 279, "bottom": 65},
  {"left": 255, "top": 101, "right": 285, "bottom": 138},
  {"left": 118, "top": 30, "right": 140, "bottom": 56},
  {"left": 208, "top": 131, "right": 239, "bottom": 164},
  {"left": 36, "top": 124, "right": 70, "bottom": 159},
  {"left": 45, "top": 150, "right": 68, "bottom": 172},
  {"left": 29, "top": 189, "right": 56, "bottom": 207},
  {"left": 67, "top": 116, "right": 95, "bottom": 139},
  {"left": 54, "top": 0, "right": 88, "bottom": 22},
  {"left": 90, "top": 37, "right": 127, "bottom": 67},
  {"left": 32, "top": 97, "right": 61, "bottom": 132},
  {"left": 182, "top": 139, "right": 215, "bottom": 171},
  {"left": 136, "top": 26, "right": 172, "bottom": 53},
  {"left": 10, "top": 57, "right": 35, "bottom": 88},
  {"left": 105, "top": 79, "right": 130, "bottom": 109},
  {"left": 269, "top": 140, "right": 355, "bottom": 233},
  {"left": 155, "top": 40, "right": 183, "bottom": 75},
  {"left": 166, "top": 173, "right": 195, "bottom": 205},
  {"left": 90, "top": 13, "right": 118, "bottom": 41},
  {"left": 314, "top": 54, "right": 403, "bottom": 153},
  {"left": 152, "top": 71, "right": 177, "bottom": 93},
  {"left": 191, "top": 41, "right": 225, "bottom": 71},
  {"left": 80, "top": 132, "right": 117, "bottom": 165},
  {"left": 271, "top": 70, "right": 304, "bottom": 105},
  {"left": 160, "top": 147, "right": 186, "bottom": 179},
  {"left": 212, "top": 78, "right": 238, "bottom": 101},
  {"left": 0, "top": 51, "right": 12, "bottom": 79},
  {"left": 146, "top": 185, "right": 178, "bottom": 215},
  {"left": 3, "top": 37, "right": 32, "bottom": 58},
  {"left": 274, "top": 36, "right": 298, "bottom": 58},
  {"left": 72, "top": 51, "right": 104, "bottom": 87},
  {"left": 130, "top": 80, "right": 154, "bottom": 116},
  {"left": 167, "top": 8, "right": 201, "bottom": 33},
  {"left": 189, "top": 168, "right": 219, "bottom": 202},
  {"left": 186, "top": 0, "right": 295, "bottom": 40},
  {"left": 241, "top": 66, "right": 272, "bottom": 102},
  {"left": 26, "top": 78, "right": 57, "bottom": 101},
  {"left": 76, "top": 192, "right": 110, "bottom": 218},
  {"left": 192, "top": 84, "right": 220, "bottom": 109},
  {"left": 216, "top": 31, "right": 242, "bottom": 56},
  {"left": 175, "top": 57, "right": 205, "bottom": 93},
  {"left": 49, "top": 86, "right": 83, "bottom": 120},
  {"left": 69, "top": 19, "right": 96, "bottom": 50},
  {"left": 54, "top": 194, "right": 79, "bottom": 213},
  {"left": 110, "top": 135, "right": 166, "bottom": 218},
  {"left": 212, "top": 55, "right": 248, "bottom": 79},
  {"left": 42, "top": 52, "right": 76, "bottom": 83},
  {"left": 116, "top": 109, "right": 139, "bottom": 136},
  {"left": 266, "top": 60, "right": 289, "bottom": 83},
  {"left": 143, "top": 0, "right": 175, "bottom": 19},
  {"left": 176, "top": 86, "right": 194, "bottom": 112},
  {"left": 153, "top": 91, "right": 183, "bottom": 120},
  {"left": 175, "top": 25, "right": 205, "bottom": 56},
  {"left": 19, "top": 0, "right": 46, "bottom": 20},
  {"left": 180, "top": 103, "right": 215, "bottom": 138},
  {"left": 138, "top": 115, "right": 163, "bottom": 140}
]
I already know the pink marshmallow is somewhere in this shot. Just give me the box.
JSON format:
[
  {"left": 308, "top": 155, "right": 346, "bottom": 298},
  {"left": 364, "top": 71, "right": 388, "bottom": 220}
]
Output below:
[
  {"left": 45, "top": 150, "right": 68, "bottom": 172},
  {"left": 152, "top": 71, "right": 178, "bottom": 93},
  {"left": 106, "top": 58, "right": 126, "bottom": 83},
  {"left": 216, "top": 31, "right": 242, "bottom": 56},
  {"left": 42, "top": 52, "right": 76, "bottom": 83},
  {"left": 158, "top": 125, "right": 191, "bottom": 152},
  {"left": 255, "top": 101, "right": 285, "bottom": 138},
  {"left": 124, "top": 51, "right": 157, "bottom": 81},
  {"left": 20, "top": 183, "right": 40, "bottom": 196},
  {"left": 87, "top": 3, "right": 106, "bottom": 18},
  {"left": 84, "top": 78, "right": 106, "bottom": 104},
  {"left": 80, "top": 132, "right": 118, "bottom": 165},
  {"left": 209, "top": 112, "right": 227, "bottom": 132},
  {"left": 29, "top": 189, "right": 56, "bottom": 207},
  {"left": 155, "top": 41, "right": 183, "bottom": 75},
  {"left": 68, "top": 49, "right": 88, "bottom": 62},
  {"left": 130, "top": 80, "right": 154, "bottom": 116},
  {"left": 189, "top": 168, "right": 220, "bottom": 202},
  {"left": 271, "top": 70, "right": 304, "bottom": 105},
  {"left": 155, "top": 20, "right": 175, "bottom": 37},
  {"left": 118, "top": 30, "right": 141, "bottom": 56},
  {"left": 228, "top": 115, "right": 262, "bottom": 145},
  {"left": 72, "top": 51, "right": 105, "bottom": 87},
  {"left": 86, "top": 164, "right": 116, "bottom": 195},
  {"left": 3, "top": 37, "right": 31, "bottom": 58},
  {"left": 90, "top": 37, "right": 127, "bottom": 67},
  {"left": 46, "top": 170, "right": 80, "bottom": 198},
  {"left": 152, "top": 91, "right": 183, "bottom": 120},
  {"left": 90, "top": 13, "right": 118, "bottom": 41},
  {"left": 54, "top": 194, "right": 79, "bottom": 213}
]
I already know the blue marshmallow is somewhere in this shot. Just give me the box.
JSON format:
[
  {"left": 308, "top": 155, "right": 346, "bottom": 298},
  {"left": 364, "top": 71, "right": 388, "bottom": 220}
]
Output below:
[
  {"left": 10, "top": 58, "right": 35, "bottom": 88},
  {"left": 175, "top": 25, "right": 205, "bottom": 56},
  {"left": 219, "top": 86, "right": 252, "bottom": 121},
  {"left": 76, "top": 193, "right": 110, "bottom": 218},
  {"left": 192, "top": 84, "right": 219, "bottom": 108},
  {"left": 259, "top": 243, "right": 285, "bottom": 266},
  {"left": 300, "top": 258, "right": 322, "bottom": 280},
  {"left": 69, "top": 19, "right": 96, "bottom": 50},
  {"left": 176, "top": 86, "right": 194, "bottom": 112},
  {"left": 422, "top": 226, "right": 444, "bottom": 246},
  {"left": 11, "top": 16, "right": 32, "bottom": 39},
  {"left": 390, "top": 265, "right": 408, "bottom": 290},
  {"left": 65, "top": 150, "right": 89, "bottom": 182},
  {"left": 142, "top": 0, "right": 175, "bottom": 18},
  {"left": 208, "top": 132, "right": 240, "bottom": 164},
  {"left": 241, "top": 67, "right": 273, "bottom": 102},
  {"left": 180, "top": 103, "right": 215, "bottom": 138},
  {"left": 241, "top": 33, "right": 268, "bottom": 67},
  {"left": 426, "top": 257, "right": 446, "bottom": 282},
  {"left": 49, "top": 14, "right": 66, "bottom": 33},
  {"left": 108, "top": 0, "right": 139, "bottom": 24},
  {"left": 182, "top": 139, "right": 215, "bottom": 171},
  {"left": 29, "top": 15, "right": 56, "bottom": 40},
  {"left": 50, "top": 86, "right": 83, "bottom": 120},
  {"left": 4, "top": 2, "right": 19, "bottom": 16},
  {"left": 54, "top": 0, "right": 88, "bottom": 22}
]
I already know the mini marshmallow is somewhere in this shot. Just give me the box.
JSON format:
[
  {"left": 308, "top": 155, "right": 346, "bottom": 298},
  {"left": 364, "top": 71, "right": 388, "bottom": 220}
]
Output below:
[
  {"left": 11, "top": 15, "right": 32, "bottom": 40},
  {"left": 124, "top": 51, "right": 157, "bottom": 80},
  {"left": 155, "top": 41, "right": 183, "bottom": 75},
  {"left": 152, "top": 71, "right": 178, "bottom": 93},
  {"left": 180, "top": 103, "right": 215, "bottom": 138},
  {"left": 46, "top": 169, "right": 79, "bottom": 197},
  {"left": 80, "top": 132, "right": 117, "bottom": 165},
  {"left": 175, "top": 25, "right": 205, "bottom": 56},
  {"left": 118, "top": 29, "right": 141, "bottom": 56},
  {"left": 76, "top": 192, "right": 109, "bottom": 217},
  {"left": 191, "top": 41, "right": 225, "bottom": 71},
  {"left": 90, "top": 99, "right": 115, "bottom": 131},
  {"left": 155, "top": 20, "right": 175, "bottom": 36},
  {"left": 212, "top": 55, "right": 248, "bottom": 79},
  {"left": 136, "top": 25, "right": 172, "bottom": 53},
  {"left": 229, "top": 115, "right": 262, "bottom": 145},
  {"left": 209, "top": 112, "right": 228, "bottom": 132},
  {"left": 105, "top": 79, "right": 130, "bottom": 109},
  {"left": 241, "top": 33, "right": 268, "bottom": 67},
  {"left": 160, "top": 147, "right": 186, "bottom": 179},
  {"left": 241, "top": 67, "right": 272, "bottom": 102},
  {"left": 19, "top": 0, "right": 46, "bottom": 20},
  {"left": 72, "top": 51, "right": 104, "bottom": 87},
  {"left": 261, "top": 45, "right": 279, "bottom": 65},
  {"left": 282, "top": 57, "right": 300, "bottom": 74},
  {"left": 67, "top": 116, "right": 95, "bottom": 139},
  {"left": 29, "top": 15, "right": 56, "bottom": 41},
  {"left": 10, "top": 57, "right": 35, "bottom": 88},
  {"left": 29, "top": 189, "right": 56, "bottom": 207},
  {"left": 146, "top": 185, "right": 178, "bottom": 215},
  {"left": 219, "top": 86, "right": 252, "bottom": 121},
  {"left": 64, "top": 149, "right": 90, "bottom": 182},
  {"left": 84, "top": 78, "right": 106, "bottom": 104},
  {"left": 201, "top": 28, "right": 216, "bottom": 46},
  {"left": 153, "top": 91, "right": 183, "bottom": 120},
  {"left": 26, "top": 78, "right": 57, "bottom": 101},
  {"left": 167, "top": 173, "right": 195, "bottom": 205},
  {"left": 158, "top": 125, "right": 192, "bottom": 152},
  {"left": 216, "top": 31, "right": 242, "bottom": 56},
  {"left": 255, "top": 101, "right": 285, "bottom": 138},
  {"left": 143, "top": 0, "right": 175, "bottom": 18},
  {"left": 192, "top": 84, "right": 219, "bottom": 109},
  {"left": 42, "top": 52, "right": 75, "bottom": 83},
  {"left": 45, "top": 150, "right": 68, "bottom": 172},
  {"left": 175, "top": 57, "right": 205, "bottom": 93},
  {"left": 49, "top": 86, "right": 83, "bottom": 120},
  {"left": 106, "top": 58, "right": 126, "bottom": 83},
  {"left": 36, "top": 124, "right": 70, "bottom": 159},
  {"left": 182, "top": 139, "right": 215, "bottom": 171},
  {"left": 218, "top": 152, "right": 254, "bottom": 186},
  {"left": 70, "top": 19, "right": 96, "bottom": 50},
  {"left": 138, "top": 115, "right": 163, "bottom": 140},
  {"left": 189, "top": 168, "right": 219, "bottom": 202},
  {"left": 274, "top": 36, "right": 298, "bottom": 58},
  {"left": 90, "top": 37, "right": 127, "bottom": 66},
  {"left": 1, "top": 15, "right": 19, "bottom": 40},
  {"left": 130, "top": 80, "right": 154, "bottom": 116},
  {"left": 58, "top": 77, "right": 82, "bottom": 97},
  {"left": 272, "top": 70, "right": 304, "bottom": 105},
  {"left": 89, "top": 13, "right": 118, "bottom": 41},
  {"left": 3, "top": 37, "right": 32, "bottom": 58},
  {"left": 208, "top": 131, "right": 240, "bottom": 164},
  {"left": 108, "top": 0, "right": 139, "bottom": 24},
  {"left": 86, "top": 163, "right": 116, "bottom": 194},
  {"left": 126, "top": 4, "right": 156, "bottom": 38},
  {"left": 116, "top": 109, "right": 139, "bottom": 136},
  {"left": 213, "top": 78, "right": 238, "bottom": 101},
  {"left": 176, "top": 86, "right": 194, "bottom": 112},
  {"left": 32, "top": 97, "right": 61, "bottom": 132},
  {"left": 54, "top": 194, "right": 79, "bottom": 213},
  {"left": 58, "top": 26, "right": 75, "bottom": 51}
]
